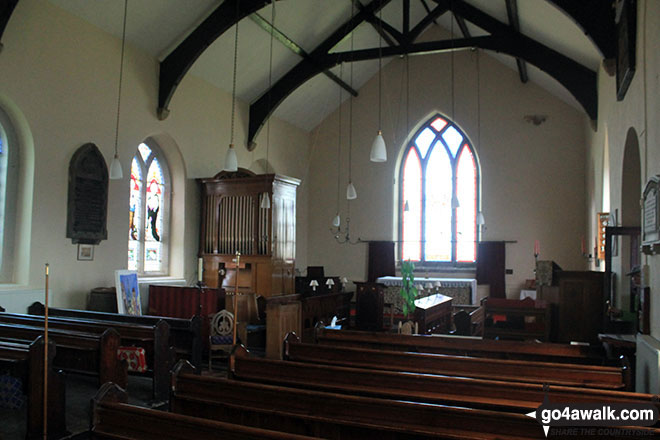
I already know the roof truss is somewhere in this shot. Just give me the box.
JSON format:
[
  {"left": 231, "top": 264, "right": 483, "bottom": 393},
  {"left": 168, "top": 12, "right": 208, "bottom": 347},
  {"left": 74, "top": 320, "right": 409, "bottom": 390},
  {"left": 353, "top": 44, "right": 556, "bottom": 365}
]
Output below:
[
  {"left": 155, "top": 0, "right": 611, "bottom": 144},
  {"left": 247, "top": 0, "right": 598, "bottom": 144},
  {"left": 0, "top": 0, "right": 19, "bottom": 51}
]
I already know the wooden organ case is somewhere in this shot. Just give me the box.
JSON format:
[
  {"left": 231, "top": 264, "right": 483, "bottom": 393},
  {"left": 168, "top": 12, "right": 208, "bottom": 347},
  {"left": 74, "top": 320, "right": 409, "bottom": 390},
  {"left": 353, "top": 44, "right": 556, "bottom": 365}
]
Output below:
[{"left": 198, "top": 169, "right": 299, "bottom": 297}]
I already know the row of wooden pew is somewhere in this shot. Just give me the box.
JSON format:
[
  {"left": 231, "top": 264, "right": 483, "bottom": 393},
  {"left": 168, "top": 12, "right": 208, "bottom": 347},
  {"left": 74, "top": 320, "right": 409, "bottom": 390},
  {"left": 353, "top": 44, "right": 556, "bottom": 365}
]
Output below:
[
  {"left": 0, "top": 335, "right": 67, "bottom": 439},
  {"left": 0, "top": 302, "right": 203, "bottom": 439},
  {"left": 88, "top": 326, "right": 660, "bottom": 439}
]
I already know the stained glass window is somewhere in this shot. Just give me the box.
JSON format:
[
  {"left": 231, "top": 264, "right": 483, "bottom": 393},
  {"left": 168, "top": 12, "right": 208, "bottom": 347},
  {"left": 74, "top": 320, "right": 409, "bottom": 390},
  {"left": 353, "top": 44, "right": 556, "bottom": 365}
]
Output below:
[
  {"left": 128, "top": 143, "right": 170, "bottom": 275},
  {"left": 399, "top": 115, "right": 479, "bottom": 265}
]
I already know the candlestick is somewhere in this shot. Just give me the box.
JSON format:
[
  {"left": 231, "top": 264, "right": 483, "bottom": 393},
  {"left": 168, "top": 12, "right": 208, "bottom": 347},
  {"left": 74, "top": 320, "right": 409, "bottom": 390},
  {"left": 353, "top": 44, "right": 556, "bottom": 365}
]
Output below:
[{"left": 197, "top": 257, "right": 203, "bottom": 283}]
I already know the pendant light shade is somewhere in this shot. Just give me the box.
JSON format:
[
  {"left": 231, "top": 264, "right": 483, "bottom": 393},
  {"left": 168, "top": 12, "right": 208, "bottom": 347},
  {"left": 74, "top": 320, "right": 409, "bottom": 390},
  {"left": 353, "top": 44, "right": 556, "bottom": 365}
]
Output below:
[
  {"left": 110, "top": 153, "right": 123, "bottom": 179},
  {"left": 477, "top": 211, "right": 485, "bottom": 225},
  {"left": 110, "top": 0, "right": 128, "bottom": 180},
  {"left": 346, "top": 182, "right": 357, "bottom": 200},
  {"left": 224, "top": 144, "right": 238, "bottom": 171},
  {"left": 370, "top": 130, "right": 387, "bottom": 162},
  {"left": 332, "top": 213, "right": 341, "bottom": 228},
  {"left": 260, "top": 193, "right": 271, "bottom": 209}
]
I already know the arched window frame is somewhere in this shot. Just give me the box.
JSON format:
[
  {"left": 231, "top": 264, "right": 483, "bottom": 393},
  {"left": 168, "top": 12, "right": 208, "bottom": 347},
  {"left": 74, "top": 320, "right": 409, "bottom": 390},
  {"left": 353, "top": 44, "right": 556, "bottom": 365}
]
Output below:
[
  {"left": 398, "top": 114, "right": 480, "bottom": 267},
  {"left": 0, "top": 108, "right": 19, "bottom": 282},
  {"left": 128, "top": 142, "right": 171, "bottom": 276}
]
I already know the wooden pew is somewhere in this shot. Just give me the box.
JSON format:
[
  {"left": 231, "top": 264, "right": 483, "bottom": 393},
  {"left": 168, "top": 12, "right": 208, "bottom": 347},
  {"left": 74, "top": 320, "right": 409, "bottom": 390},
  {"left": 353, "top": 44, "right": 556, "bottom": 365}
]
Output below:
[
  {"left": 315, "top": 327, "right": 604, "bottom": 364},
  {"left": 171, "top": 360, "right": 545, "bottom": 439},
  {"left": 0, "top": 336, "right": 67, "bottom": 439},
  {"left": 230, "top": 345, "right": 659, "bottom": 416},
  {"left": 0, "top": 312, "right": 171, "bottom": 401},
  {"left": 28, "top": 301, "right": 203, "bottom": 372},
  {"left": 286, "top": 334, "right": 626, "bottom": 390},
  {"left": 452, "top": 305, "right": 484, "bottom": 336},
  {"left": 91, "top": 382, "right": 315, "bottom": 440},
  {"left": 0, "top": 323, "right": 126, "bottom": 388}
]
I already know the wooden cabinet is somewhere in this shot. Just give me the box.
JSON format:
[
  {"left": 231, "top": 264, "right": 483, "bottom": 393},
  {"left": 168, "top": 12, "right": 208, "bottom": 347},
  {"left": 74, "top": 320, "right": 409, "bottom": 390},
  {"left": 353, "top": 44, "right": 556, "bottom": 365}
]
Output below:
[
  {"left": 539, "top": 271, "right": 605, "bottom": 343},
  {"left": 354, "top": 282, "right": 385, "bottom": 331},
  {"left": 198, "top": 169, "right": 299, "bottom": 297}
]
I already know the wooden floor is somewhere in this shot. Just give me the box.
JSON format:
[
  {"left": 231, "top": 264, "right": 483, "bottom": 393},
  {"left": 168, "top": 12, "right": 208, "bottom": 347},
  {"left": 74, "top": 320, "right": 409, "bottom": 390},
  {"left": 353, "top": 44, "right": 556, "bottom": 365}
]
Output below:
[{"left": 0, "top": 364, "right": 228, "bottom": 439}]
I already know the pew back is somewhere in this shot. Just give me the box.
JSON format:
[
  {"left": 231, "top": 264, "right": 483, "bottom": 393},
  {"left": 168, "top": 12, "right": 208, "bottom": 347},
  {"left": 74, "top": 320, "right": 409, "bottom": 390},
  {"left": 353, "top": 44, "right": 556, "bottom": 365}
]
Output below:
[
  {"left": 92, "top": 382, "right": 315, "bottom": 440},
  {"left": 0, "top": 336, "right": 67, "bottom": 439},
  {"left": 230, "top": 346, "right": 657, "bottom": 415},
  {"left": 28, "top": 301, "right": 202, "bottom": 371},
  {"left": 171, "top": 364, "right": 545, "bottom": 439},
  {"left": 0, "top": 322, "right": 126, "bottom": 388},
  {"left": 287, "top": 335, "right": 624, "bottom": 389},
  {"left": 315, "top": 328, "right": 604, "bottom": 364}
]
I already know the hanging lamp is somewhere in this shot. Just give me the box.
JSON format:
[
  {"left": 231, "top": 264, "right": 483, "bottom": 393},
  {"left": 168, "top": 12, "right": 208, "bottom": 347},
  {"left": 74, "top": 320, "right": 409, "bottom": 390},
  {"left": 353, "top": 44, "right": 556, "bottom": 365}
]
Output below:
[
  {"left": 332, "top": 64, "right": 344, "bottom": 228},
  {"left": 346, "top": 8, "right": 357, "bottom": 201},
  {"left": 109, "top": 0, "right": 129, "bottom": 180},
  {"left": 449, "top": 6, "right": 459, "bottom": 210},
  {"left": 224, "top": 3, "right": 240, "bottom": 172},
  {"left": 369, "top": 0, "right": 387, "bottom": 163},
  {"left": 260, "top": 2, "right": 276, "bottom": 209},
  {"left": 475, "top": 49, "right": 485, "bottom": 227}
]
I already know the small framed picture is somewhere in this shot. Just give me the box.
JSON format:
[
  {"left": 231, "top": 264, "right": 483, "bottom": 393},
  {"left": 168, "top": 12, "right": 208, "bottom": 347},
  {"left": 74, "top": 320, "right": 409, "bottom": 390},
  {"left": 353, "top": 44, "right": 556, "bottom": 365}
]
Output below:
[{"left": 77, "top": 244, "right": 94, "bottom": 261}]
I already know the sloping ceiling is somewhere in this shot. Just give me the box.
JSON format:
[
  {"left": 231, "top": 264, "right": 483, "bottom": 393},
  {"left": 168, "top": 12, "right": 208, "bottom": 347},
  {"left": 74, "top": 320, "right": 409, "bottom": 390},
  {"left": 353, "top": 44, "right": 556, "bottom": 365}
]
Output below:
[{"left": 43, "top": 0, "right": 609, "bottom": 140}]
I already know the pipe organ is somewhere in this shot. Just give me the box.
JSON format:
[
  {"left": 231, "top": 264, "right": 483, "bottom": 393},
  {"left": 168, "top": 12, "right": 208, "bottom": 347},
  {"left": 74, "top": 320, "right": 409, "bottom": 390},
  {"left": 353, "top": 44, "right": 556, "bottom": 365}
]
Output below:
[{"left": 198, "top": 169, "right": 299, "bottom": 297}]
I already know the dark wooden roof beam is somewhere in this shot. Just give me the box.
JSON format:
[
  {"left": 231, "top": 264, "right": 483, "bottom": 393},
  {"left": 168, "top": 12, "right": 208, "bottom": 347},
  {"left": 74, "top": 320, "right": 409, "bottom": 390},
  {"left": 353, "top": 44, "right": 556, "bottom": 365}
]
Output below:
[
  {"left": 505, "top": 0, "right": 528, "bottom": 83},
  {"left": 353, "top": 0, "right": 399, "bottom": 47},
  {"left": 455, "top": 15, "right": 471, "bottom": 38},
  {"left": 158, "top": 0, "right": 277, "bottom": 120},
  {"left": 545, "top": 0, "right": 615, "bottom": 59},
  {"left": 409, "top": 0, "right": 450, "bottom": 43},
  {"left": 248, "top": 0, "right": 392, "bottom": 145},
  {"left": 248, "top": 0, "right": 597, "bottom": 144},
  {"left": 249, "top": 12, "right": 357, "bottom": 97},
  {"left": 0, "top": 0, "right": 19, "bottom": 51}
]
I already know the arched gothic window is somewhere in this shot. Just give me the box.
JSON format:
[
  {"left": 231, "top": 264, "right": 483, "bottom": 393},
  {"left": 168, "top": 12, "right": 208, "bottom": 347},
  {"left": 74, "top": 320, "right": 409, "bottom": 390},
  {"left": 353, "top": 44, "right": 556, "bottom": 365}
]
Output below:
[
  {"left": 0, "top": 108, "right": 18, "bottom": 282},
  {"left": 128, "top": 142, "right": 170, "bottom": 275},
  {"left": 399, "top": 115, "right": 479, "bottom": 265}
]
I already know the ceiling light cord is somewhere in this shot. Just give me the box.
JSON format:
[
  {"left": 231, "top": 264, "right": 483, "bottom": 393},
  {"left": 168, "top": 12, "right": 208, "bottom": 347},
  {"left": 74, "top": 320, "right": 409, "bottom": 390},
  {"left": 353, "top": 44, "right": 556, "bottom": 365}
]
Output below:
[
  {"left": 450, "top": 3, "right": 455, "bottom": 122},
  {"left": 378, "top": 0, "right": 383, "bottom": 129},
  {"left": 266, "top": 1, "right": 275, "bottom": 175},
  {"left": 113, "top": 0, "right": 128, "bottom": 160},
  {"left": 337, "top": 64, "right": 343, "bottom": 214},
  {"left": 230, "top": 1, "right": 239, "bottom": 147}
]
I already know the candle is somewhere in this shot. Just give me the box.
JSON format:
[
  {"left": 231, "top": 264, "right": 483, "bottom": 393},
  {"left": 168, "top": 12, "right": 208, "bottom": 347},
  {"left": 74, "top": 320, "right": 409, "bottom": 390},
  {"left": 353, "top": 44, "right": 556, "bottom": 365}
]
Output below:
[
  {"left": 534, "top": 240, "right": 540, "bottom": 256},
  {"left": 581, "top": 236, "right": 585, "bottom": 254},
  {"left": 197, "top": 258, "right": 203, "bottom": 283}
]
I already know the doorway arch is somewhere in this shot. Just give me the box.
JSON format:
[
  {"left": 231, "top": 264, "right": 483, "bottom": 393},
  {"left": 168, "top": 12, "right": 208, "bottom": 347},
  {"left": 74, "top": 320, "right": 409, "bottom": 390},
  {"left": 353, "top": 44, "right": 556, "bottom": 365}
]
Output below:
[{"left": 616, "top": 128, "right": 641, "bottom": 312}]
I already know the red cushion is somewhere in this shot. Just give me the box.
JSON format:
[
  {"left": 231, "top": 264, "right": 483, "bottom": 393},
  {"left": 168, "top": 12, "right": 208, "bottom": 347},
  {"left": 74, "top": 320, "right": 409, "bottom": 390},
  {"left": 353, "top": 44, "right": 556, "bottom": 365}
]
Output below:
[{"left": 117, "top": 346, "right": 147, "bottom": 372}]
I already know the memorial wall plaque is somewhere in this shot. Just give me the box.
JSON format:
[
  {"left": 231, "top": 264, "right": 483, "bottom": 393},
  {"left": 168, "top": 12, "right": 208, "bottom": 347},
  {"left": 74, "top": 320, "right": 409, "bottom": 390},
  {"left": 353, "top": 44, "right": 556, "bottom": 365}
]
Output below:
[
  {"left": 66, "top": 143, "right": 109, "bottom": 244},
  {"left": 642, "top": 175, "right": 660, "bottom": 254}
]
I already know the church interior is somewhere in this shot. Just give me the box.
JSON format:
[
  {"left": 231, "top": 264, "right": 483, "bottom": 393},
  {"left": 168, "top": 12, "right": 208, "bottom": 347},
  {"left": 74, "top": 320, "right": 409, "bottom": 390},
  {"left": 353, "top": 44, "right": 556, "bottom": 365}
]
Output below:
[{"left": 2, "top": 0, "right": 660, "bottom": 438}]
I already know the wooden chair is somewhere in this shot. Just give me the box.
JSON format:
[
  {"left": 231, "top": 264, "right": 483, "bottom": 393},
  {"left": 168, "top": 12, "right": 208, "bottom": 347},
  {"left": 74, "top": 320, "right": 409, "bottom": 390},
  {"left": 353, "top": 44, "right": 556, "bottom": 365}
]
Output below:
[{"left": 208, "top": 310, "right": 234, "bottom": 371}]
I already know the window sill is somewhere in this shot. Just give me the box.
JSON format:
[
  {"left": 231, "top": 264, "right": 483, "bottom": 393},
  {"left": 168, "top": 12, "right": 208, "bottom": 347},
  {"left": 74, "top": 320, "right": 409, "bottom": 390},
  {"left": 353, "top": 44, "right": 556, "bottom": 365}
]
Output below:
[
  {"left": 137, "top": 276, "right": 187, "bottom": 285},
  {"left": 396, "top": 262, "right": 476, "bottom": 275}
]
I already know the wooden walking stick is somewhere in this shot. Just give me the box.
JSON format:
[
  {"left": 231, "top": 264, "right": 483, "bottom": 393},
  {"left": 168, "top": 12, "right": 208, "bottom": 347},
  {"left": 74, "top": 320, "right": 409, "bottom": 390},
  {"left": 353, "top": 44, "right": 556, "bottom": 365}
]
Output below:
[{"left": 43, "top": 263, "right": 49, "bottom": 440}]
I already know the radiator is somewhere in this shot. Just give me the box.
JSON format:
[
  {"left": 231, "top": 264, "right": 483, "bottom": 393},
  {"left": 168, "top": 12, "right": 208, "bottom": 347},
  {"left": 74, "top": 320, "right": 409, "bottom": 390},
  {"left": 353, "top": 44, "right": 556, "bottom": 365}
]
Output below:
[{"left": 636, "top": 333, "right": 660, "bottom": 394}]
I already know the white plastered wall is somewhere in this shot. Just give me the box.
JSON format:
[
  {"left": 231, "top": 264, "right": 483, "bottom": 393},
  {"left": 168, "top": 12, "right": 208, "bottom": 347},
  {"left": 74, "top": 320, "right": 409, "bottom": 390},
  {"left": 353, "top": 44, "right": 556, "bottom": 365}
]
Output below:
[
  {"left": 582, "top": 0, "right": 660, "bottom": 392},
  {"left": 0, "top": 0, "right": 311, "bottom": 310},
  {"left": 306, "top": 25, "right": 588, "bottom": 297}
]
